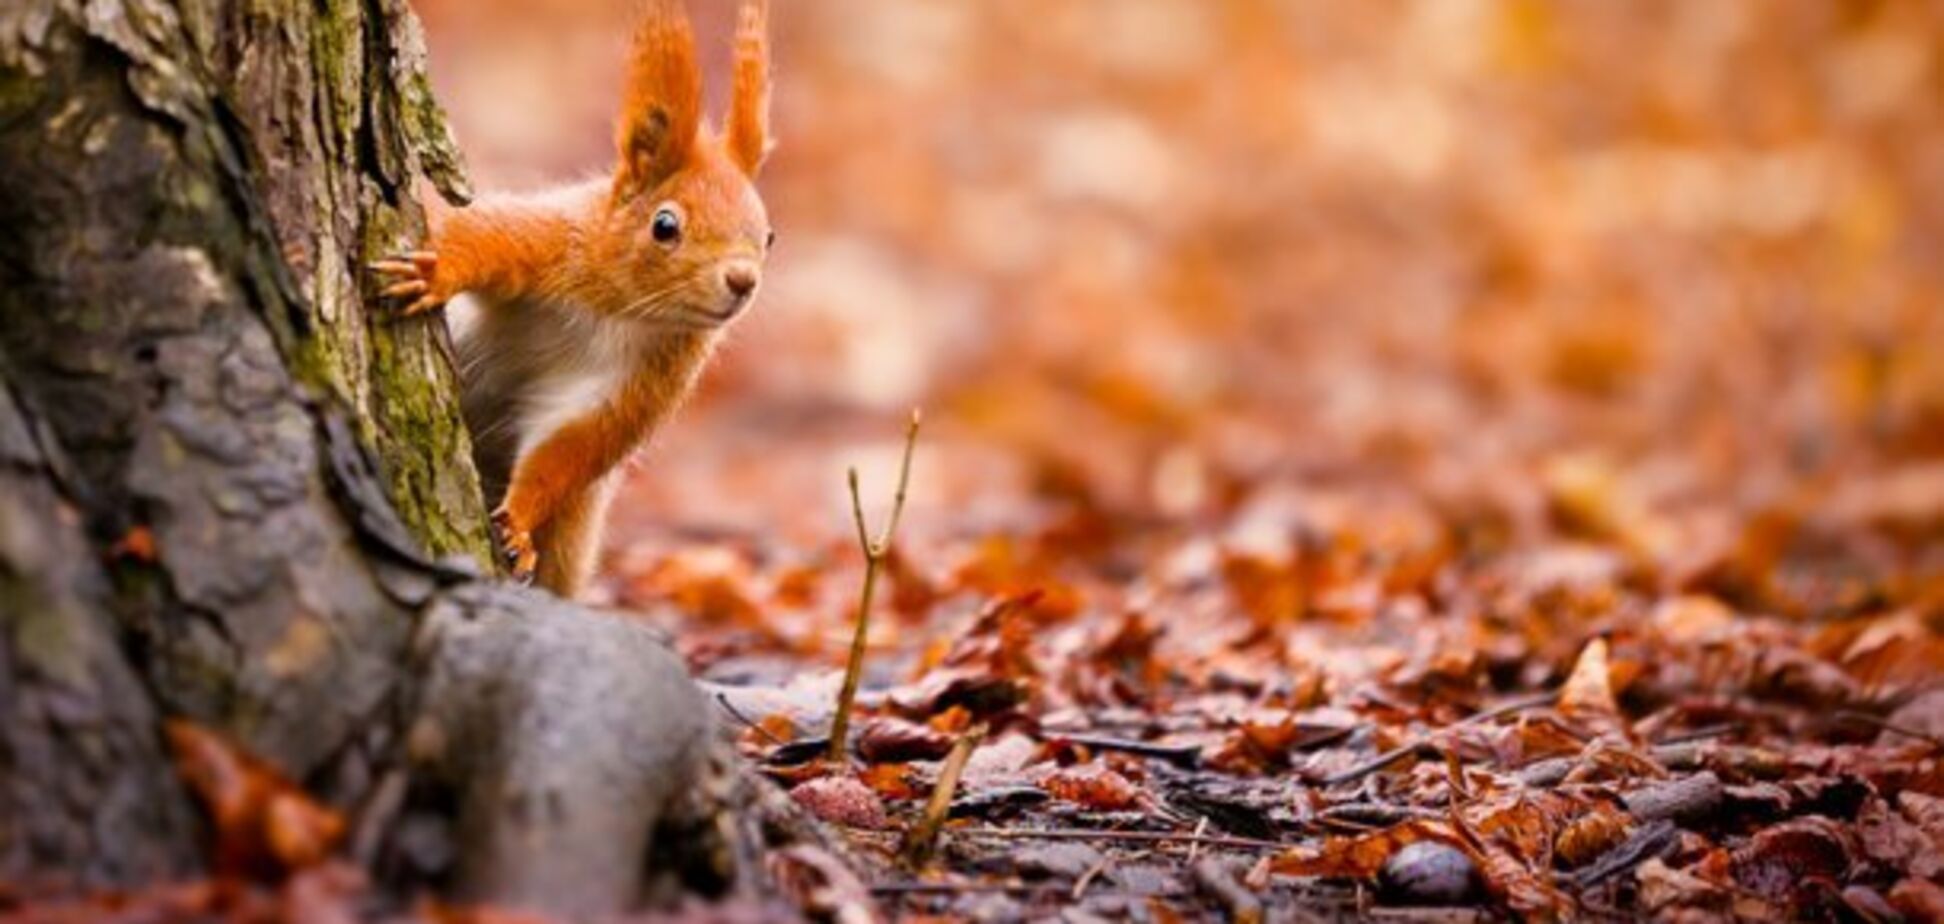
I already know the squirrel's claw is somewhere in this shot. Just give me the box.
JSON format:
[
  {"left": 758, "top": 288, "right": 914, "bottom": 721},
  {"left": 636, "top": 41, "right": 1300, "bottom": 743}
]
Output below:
[
  {"left": 404, "top": 296, "right": 445, "bottom": 317},
  {"left": 370, "top": 251, "right": 438, "bottom": 273},
  {"left": 371, "top": 251, "right": 449, "bottom": 316},
  {"left": 490, "top": 506, "right": 538, "bottom": 583}
]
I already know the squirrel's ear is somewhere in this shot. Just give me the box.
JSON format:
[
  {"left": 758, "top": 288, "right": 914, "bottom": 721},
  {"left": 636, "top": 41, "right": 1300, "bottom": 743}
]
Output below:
[
  {"left": 724, "top": 0, "right": 772, "bottom": 178},
  {"left": 616, "top": 0, "right": 702, "bottom": 191}
]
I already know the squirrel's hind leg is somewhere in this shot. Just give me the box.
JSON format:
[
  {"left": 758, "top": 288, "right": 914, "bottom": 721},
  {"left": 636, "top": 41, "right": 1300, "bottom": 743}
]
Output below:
[{"left": 534, "top": 473, "right": 621, "bottom": 599}]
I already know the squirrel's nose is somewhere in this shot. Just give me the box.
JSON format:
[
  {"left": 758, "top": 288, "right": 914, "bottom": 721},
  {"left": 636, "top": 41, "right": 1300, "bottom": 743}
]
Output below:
[{"left": 723, "top": 263, "right": 759, "bottom": 299}]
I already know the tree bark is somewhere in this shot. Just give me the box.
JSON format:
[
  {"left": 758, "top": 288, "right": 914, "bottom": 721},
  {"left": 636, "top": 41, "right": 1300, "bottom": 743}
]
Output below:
[{"left": 0, "top": 1, "right": 758, "bottom": 913}]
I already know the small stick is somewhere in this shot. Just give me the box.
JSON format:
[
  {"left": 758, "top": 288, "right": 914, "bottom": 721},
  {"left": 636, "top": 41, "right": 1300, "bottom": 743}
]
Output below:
[
  {"left": 1318, "top": 803, "right": 1443, "bottom": 829},
  {"left": 1621, "top": 771, "right": 1723, "bottom": 825},
  {"left": 714, "top": 691, "right": 786, "bottom": 746},
  {"left": 871, "top": 881, "right": 1189, "bottom": 900},
  {"left": 1192, "top": 857, "right": 1265, "bottom": 924},
  {"left": 1071, "top": 855, "right": 1111, "bottom": 901},
  {"left": 1185, "top": 815, "right": 1211, "bottom": 865},
  {"left": 1320, "top": 691, "right": 1556, "bottom": 786},
  {"left": 871, "top": 881, "right": 1039, "bottom": 896},
  {"left": 1833, "top": 710, "right": 1944, "bottom": 750},
  {"left": 954, "top": 826, "right": 1288, "bottom": 852},
  {"left": 903, "top": 721, "right": 985, "bottom": 866},
  {"left": 1652, "top": 723, "right": 1738, "bottom": 746},
  {"left": 1565, "top": 820, "right": 1678, "bottom": 888},
  {"left": 1040, "top": 732, "right": 1203, "bottom": 768},
  {"left": 827, "top": 409, "right": 922, "bottom": 764}
]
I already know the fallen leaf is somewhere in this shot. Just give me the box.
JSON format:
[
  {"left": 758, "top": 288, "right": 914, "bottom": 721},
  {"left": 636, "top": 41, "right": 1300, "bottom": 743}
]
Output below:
[
  {"left": 1555, "top": 806, "right": 1633, "bottom": 869},
  {"left": 1729, "top": 816, "right": 1856, "bottom": 903},
  {"left": 165, "top": 719, "right": 344, "bottom": 880},
  {"left": 1271, "top": 821, "right": 1457, "bottom": 880},
  {"left": 1558, "top": 637, "right": 1627, "bottom": 737},
  {"left": 1040, "top": 761, "right": 1144, "bottom": 811}
]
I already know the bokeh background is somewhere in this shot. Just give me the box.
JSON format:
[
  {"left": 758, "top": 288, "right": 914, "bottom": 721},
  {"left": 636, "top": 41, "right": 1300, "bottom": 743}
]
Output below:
[{"left": 411, "top": 0, "right": 1941, "bottom": 657}]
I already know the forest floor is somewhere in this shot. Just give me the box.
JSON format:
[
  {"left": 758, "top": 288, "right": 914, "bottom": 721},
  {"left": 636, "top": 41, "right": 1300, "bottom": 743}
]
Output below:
[{"left": 589, "top": 389, "right": 1942, "bottom": 922}]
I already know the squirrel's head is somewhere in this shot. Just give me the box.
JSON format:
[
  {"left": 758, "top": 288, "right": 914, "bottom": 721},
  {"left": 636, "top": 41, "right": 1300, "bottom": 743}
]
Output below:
[{"left": 600, "top": 0, "right": 772, "bottom": 328}]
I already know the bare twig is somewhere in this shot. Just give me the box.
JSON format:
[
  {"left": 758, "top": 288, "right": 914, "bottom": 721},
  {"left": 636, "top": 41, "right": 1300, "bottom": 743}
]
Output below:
[
  {"left": 1621, "top": 771, "right": 1723, "bottom": 824},
  {"left": 1652, "top": 723, "right": 1739, "bottom": 746},
  {"left": 1320, "top": 691, "right": 1556, "bottom": 786},
  {"left": 871, "top": 881, "right": 1036, "bottom": 896},
  {"left": 1318, "top": 803, "right": 1443, "bottom": 830},
  {"left": 1564, "top": 820, "right": 1678, "bottom": 888},
  {"left": 714, "top": 691, "right": 787, "bottom": 745},
  {"left": 871, "top": 881, "right": 1189, "bottom": 900},
  {"left": 1833, "top": 709, "right": 1944, "bottom": 751},
  {"left": 903, "top": 721, "right": 985, "bottom": 866},
  {"left": 1071, "top": 854, "right": 1111, "bottom": 900},
  {"left": 828, "top": 409, "right": 922, "bottom": 764},
  {"left": 955, "top": 826, "right": 1288, "bottom": 852},
  {"left": 1185, "top": 815, "right": 1211, "bottom": 865},
  {"left": 1515, "top": 743, "right": 1771, "bottom": 788},
  {"left": 1192, "top": 857, "right": 1265, "bottom": 924},
  {"left": 1040, "top": 731, "right": 1203, "bottom": 768}
]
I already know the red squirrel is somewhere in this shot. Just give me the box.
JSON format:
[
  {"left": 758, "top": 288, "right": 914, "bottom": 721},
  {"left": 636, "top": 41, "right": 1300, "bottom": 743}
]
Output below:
[{"left": 375, "top": 0, "right": 773, "bottom": 596}]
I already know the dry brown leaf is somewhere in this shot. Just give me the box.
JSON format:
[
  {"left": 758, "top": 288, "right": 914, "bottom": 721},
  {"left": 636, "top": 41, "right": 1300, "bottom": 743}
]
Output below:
[
  {"left": 1270, "top": 821, "right": 1458, "bottom": 880},
  {"left": 108, "top": 525, "right": 157, "bottom": 563},
  {"left": 165, "top": 720, "right": 344, "bottom": 880},
  {"left": 1555, "top": 806, "right": 1633, "bottom": 868},
  {"left": 1040, "top": 761, "right": 1144, "bottom": 811},
  {"left": 856, "top": 763, "right": 920, "bottom": 802},
  {"left": 1890, "top": 877, "right": 1944, "bottom": 922},
  {"left": 1558, "top": 637, "right": 1624, "bottom": 732},
  {"left": 1729, "top": 816, "right": 1857, "bottom": 903},
  {"left": 1636, "top": 857, "right": 1731, "bottom": 916}
]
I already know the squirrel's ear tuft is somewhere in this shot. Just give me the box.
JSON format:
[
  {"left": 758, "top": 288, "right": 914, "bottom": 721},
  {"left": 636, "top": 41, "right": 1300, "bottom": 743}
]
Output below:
[
  {"left": 616, "top": 0, "right": 702, "bottom": 191},
  {"left": 724, "top": 0, "right": 772, "bottom": 178}
]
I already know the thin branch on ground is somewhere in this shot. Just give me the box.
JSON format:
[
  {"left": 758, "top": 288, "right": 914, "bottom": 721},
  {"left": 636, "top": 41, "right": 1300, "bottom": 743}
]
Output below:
[
  {"left": 1833, "top": 710, "right": 1944, "bottom": 751},
  {"left": 1039, "top": 731, "right": 1203, "bottom": 768},
  {"left": 902, "top": 721, "right": 986, "bottom": 866},
  {"left": 827, "top": 409, "right": 923, "bottom": 764},
  {"left": 954, "top": 826, "right": 1289, "bottom": 852},
  {"left": 714, "top": 691, "right": 786, "bottom": 746},
  {"left": 1319, "top": 690, "right": 1557, "bottom": 786}
]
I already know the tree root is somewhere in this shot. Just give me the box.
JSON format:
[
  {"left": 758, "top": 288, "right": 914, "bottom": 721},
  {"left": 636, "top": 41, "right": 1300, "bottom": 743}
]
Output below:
[{"left": 400, "top": 585, "right": 711, "bottom": 915}]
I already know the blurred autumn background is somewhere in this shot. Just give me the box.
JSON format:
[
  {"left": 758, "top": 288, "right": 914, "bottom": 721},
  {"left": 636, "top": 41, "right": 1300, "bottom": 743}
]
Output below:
[
  {"left": 413, "top": 0, "right": 1944, "bottom": 658},
  {"left": 411, "top": 0, "right": 1942, "bottom": 917}
]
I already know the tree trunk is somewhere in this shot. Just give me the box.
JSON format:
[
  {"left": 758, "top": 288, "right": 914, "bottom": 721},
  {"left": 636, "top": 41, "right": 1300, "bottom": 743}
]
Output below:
[{"left": 0, "top": 1, "right": 759, "bottom": 913}]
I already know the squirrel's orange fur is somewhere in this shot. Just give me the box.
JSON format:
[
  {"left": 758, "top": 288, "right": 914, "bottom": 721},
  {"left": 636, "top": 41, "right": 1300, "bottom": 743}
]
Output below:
[{"left": 376, "top": 0, "right": 773, "bottom": 597}]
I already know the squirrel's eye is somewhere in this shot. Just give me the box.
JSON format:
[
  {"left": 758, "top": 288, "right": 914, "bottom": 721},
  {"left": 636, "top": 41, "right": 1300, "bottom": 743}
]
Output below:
[
  {"left": 765, "top": 230, "right": 777, "bottom": 250},
  {"left": 651, "top": 207, "right": 682, "bottom": 245}
]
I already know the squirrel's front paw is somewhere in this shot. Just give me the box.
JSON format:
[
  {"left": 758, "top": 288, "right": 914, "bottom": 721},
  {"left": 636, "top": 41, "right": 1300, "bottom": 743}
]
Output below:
[
  {"left": 370, "top": 250, "right": 449, "bottom": 316},
  {"left": 490, "top": 506, "right": 538, "bottom": 583}
]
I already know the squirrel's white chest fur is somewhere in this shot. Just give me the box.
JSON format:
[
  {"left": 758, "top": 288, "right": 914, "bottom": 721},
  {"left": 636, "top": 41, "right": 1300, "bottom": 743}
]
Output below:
[{"left": 446, "top": 294, "right": 653, "bottom": 500}]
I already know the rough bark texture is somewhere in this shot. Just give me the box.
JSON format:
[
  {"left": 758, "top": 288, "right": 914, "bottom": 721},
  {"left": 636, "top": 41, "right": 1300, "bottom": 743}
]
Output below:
[
  {"left": 0, "top": 385, "right": 197, "bottom": 882},
  {"left": 0, "top": 1, "right": 759, "bottom": 913}
]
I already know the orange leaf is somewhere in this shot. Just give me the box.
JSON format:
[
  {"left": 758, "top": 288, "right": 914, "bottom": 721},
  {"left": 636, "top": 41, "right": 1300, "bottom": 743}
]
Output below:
[
  {"left": 1559, "top": 637, "right": 1628, "bottom": 737},
  {"left": 109, "top": 525, "right": 157, "bottom": 563},
  {"left": 1040, "top": 762, "right": 1143, "bottom": 811},
  {"left": 165, "top": 719, "right": 344, "bottom": 880}
]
